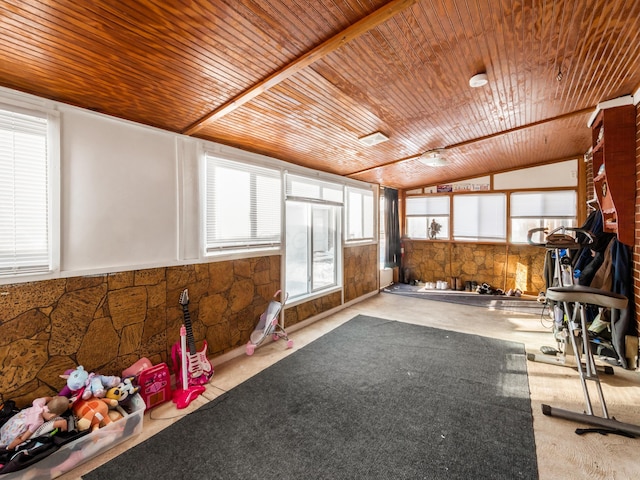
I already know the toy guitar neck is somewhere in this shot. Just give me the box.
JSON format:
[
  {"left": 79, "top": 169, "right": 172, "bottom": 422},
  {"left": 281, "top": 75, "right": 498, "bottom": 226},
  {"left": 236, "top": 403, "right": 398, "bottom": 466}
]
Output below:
[
  {"left": 181, "top": 302, "right": 198, "bottom": 356},
  {"left": 176, "top": 289, "right": 214, "bottom": 386}
]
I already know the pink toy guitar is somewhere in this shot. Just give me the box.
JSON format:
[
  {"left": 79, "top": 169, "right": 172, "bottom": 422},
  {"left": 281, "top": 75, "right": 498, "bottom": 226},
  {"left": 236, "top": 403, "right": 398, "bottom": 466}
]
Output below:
[
  {"left": 171, "top": 289, "right": 214, "bottom": 387},
  {"left": 172, "top": 325, "right": 205, "bottom": 409}
]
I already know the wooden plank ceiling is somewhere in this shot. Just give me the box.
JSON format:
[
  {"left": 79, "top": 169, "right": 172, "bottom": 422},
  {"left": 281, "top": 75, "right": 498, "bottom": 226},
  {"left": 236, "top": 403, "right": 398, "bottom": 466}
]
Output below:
[{"left": 1, "top": 0, "right": 639, "bottom": 190}]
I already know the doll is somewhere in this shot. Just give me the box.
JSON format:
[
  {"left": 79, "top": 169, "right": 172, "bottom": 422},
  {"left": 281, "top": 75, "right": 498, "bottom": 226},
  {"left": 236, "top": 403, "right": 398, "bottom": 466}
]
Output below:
[{"left": 0, "top": 396, "right": 69, "bottom": 450}]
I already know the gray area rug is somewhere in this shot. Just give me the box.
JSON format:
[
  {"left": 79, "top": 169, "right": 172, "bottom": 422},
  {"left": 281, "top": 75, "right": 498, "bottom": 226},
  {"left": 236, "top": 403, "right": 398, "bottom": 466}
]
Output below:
[{"left": 84, "top": 315, "right": 538, "bottom": 479}]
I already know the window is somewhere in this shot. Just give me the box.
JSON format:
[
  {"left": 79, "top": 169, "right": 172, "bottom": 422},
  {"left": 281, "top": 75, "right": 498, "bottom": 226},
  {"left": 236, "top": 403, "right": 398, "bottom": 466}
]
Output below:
[
  {"left": 205, "top": 154, "right": 281, "bottom": 254},
  {"left": 510, "top": 191, "right": 576, "bottom": 243},
  {"left": 285, "top": 174, "right": 342, "bottom": 299},
  {"left": 453, "top": 194, "right": 506, "bottom": 241},
  {"left": 405, "top": 196, "right": 450, "bottom": 240},
  {"left": 346, "top": 186, "right": 374, "bottom": 242},
  {"left": 0, "top": 105, "right": 56, "bottom": 277}
]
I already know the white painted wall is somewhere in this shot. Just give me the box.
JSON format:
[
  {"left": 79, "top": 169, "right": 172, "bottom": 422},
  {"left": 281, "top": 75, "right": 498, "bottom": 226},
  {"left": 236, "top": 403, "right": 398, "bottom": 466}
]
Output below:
[
  {"left": 60, "top": 108, "right": 182, "bottom": 272},
  {"left": 420, "top": 161, "right": 578, "bottom": 194},
  {"left": 1, "top": 87, "right": 374, "bottom": 284},
  {"left": 0, "top": 86, "right": 203, "bottom": 283},
  {"left": 493, "top": 159, "right": 578, "bottom": 190}
]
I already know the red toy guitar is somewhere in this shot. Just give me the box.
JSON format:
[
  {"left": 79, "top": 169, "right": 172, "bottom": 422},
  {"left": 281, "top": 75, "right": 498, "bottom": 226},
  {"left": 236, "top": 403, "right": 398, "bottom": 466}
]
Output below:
[{"left": 171, "top": 289, "right": 214, "bottom": 386}]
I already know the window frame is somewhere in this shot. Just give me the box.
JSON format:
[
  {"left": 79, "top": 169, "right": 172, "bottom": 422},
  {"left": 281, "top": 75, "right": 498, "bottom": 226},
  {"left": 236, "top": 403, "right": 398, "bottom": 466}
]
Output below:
[
  {"left": 0, "top": 102, "right": 60, "bottom": 279},
  {"left": 203, "top": 153, "right": 282, "bottom": 256},
  {"left": 509, "top": 190, "right": 577, "bottom": 244},
  {"left": 345, "top": 185, "right": 375, "bottom": 243},
  {"left": 284, "top": 173, "right": 343, "bottom": 302},
  {"left": 452, "top": 193, "right": 507, "bottom": 242},
  {"left": 404, "top": 195, "right": 451, "bottom": 240},
  {"left": 404, "top": 187, "right": 579, "bottom": 245}
]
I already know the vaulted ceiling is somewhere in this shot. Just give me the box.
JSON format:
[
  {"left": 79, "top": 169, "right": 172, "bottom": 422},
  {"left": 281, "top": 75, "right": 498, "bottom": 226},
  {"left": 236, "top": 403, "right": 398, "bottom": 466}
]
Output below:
[{"left": 1, "top": 0, "right": 639, "bottom": 189}]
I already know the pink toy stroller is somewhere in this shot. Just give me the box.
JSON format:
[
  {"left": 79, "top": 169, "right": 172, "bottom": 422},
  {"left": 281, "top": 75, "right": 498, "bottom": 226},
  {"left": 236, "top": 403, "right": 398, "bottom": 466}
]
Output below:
[{"left": 246, "top": 290, "right": 292, "bottom": 355}]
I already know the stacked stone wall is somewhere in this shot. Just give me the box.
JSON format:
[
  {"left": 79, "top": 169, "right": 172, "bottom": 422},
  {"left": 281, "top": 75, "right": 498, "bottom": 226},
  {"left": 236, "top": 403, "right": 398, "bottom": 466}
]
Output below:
[
  {"left": 1, "top": 244, "right": 382, "bottom": 406},
  {"left": 344, "top": 244, "right": 379, "bottom": 303},
  {"left": 0, "top": 256, "right": 280, "bottom": 406},
  {"left": 403, "top": 241, "right": 546, "bottom": 294}
]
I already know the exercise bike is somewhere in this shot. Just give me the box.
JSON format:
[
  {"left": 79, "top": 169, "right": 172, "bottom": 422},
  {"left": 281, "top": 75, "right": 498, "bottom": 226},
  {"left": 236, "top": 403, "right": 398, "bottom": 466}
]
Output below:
[{"left": 526, "top": 226, "right": 614, "bottom": 375}]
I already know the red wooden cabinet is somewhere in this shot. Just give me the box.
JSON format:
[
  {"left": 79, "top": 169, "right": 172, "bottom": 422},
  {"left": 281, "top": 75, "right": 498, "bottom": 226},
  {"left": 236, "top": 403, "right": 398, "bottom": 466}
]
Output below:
[{"left": 591, "top": 104, "right": 636, "bottom": 246}]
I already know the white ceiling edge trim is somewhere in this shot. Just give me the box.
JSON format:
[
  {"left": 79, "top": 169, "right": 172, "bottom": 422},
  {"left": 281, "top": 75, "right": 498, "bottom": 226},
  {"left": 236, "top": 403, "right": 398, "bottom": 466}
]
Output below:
[
  {"left": 634, "top": 86, "right": 640, "bottom": 106},
  {"left": 587, "top": 94, "right": 634, "bottom": 127}
]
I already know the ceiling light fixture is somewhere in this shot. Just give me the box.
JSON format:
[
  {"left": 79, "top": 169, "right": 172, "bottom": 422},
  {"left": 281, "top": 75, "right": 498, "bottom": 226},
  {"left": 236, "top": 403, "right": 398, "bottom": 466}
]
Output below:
[
  {"left": 469, "top": 72, "right": 489, "bottom": 88},
  {"left": 419, "top": 148, "right": 448, "bottom": 167},
  {"left": 358, "top": 131, "right": 389, "bottom": 146}
]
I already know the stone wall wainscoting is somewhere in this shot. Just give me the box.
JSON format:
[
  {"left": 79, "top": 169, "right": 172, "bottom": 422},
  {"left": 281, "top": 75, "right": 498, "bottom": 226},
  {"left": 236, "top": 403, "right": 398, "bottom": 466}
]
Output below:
[
  {"left": 344, "top": 244, "right": 379, "bottom": 303},
  {"left": 0, "top": 256, "right": 280, "bottom": 406},
  {"left": 1, "top": 245, "right": 380, "bottom": 406},
  {"left": 402, "top": 241, "right": 546, "bottom": 295}
]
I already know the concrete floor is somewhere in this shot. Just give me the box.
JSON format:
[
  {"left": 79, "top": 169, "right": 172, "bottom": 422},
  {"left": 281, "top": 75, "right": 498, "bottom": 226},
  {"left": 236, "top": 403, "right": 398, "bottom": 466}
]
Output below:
[{"left": 59, "top": 290, "right": 640, "bottom": 479}]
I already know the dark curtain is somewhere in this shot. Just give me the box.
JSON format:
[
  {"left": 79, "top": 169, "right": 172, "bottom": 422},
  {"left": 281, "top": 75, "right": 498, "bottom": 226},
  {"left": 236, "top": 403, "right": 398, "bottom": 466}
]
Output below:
[{"left": 384, "top": 188, "right": 401, "bottom": 268}]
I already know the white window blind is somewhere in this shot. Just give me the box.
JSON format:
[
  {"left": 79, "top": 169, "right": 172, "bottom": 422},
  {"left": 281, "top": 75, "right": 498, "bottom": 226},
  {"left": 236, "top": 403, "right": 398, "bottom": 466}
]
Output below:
[
  {"left": 453, "top": 194, "right": 506, "bottom": 241},
  {"left": 0, "top": 107, "right": 51, "bottom": 275},
  {"left": 405, "top": 195, "right": 450, "bottom": 239},
  {"left": 510, "top": 191, "right": 576, "bottom": 217},
  {"left": 405, "top": 196, "right": 449, "bottom": 216},
  {"left": 510, "top": 191, "right": 577, "bottom": 243},
  {"left": 205, "top": 155, "right": 281, "bottom": 252},
  {"left": 346, "top": 186, "right": 374, "bottom": 241}
]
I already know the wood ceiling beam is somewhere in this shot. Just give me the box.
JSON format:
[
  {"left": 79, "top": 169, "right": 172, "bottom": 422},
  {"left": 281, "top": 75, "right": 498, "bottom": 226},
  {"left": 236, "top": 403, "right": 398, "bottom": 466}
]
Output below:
[
  {"left": 182, "top": 0, "right": 418, "bottom": 135},
  {"left": 346, "top": 107, "right": 595, "bottom": 177}
]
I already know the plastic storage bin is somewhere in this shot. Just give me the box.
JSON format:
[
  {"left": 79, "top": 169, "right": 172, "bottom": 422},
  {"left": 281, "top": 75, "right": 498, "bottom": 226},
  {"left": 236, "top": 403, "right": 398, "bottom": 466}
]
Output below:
[{"left": 1, "top": 393, "right": 145, "bottom": 479}]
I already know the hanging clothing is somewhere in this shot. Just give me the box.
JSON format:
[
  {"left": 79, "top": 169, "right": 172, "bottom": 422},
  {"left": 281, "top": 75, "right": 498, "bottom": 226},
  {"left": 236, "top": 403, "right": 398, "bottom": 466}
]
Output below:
[
  {"left": 588, "top": 237, "right": 615, "bottom": 291},
  {"left": 609, "top": 240, "right": 636, "bottom": 369}
]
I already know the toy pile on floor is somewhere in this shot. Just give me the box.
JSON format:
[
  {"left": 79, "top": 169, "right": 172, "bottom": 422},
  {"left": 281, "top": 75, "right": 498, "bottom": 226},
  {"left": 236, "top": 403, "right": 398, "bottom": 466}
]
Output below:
[
  {"left": 0, "top": 363, "right": 146, "bottom": 476},
  {"left": 0, "top": 288, "right": 215, "bottom": 478}
]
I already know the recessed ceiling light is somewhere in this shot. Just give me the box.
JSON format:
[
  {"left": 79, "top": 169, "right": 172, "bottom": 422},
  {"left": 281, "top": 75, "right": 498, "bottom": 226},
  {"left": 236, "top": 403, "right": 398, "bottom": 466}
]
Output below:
[
  {"left": 358, "top": 131, "right": 389, "bottom": 146},
  {"left": 469, "top": 73, "right": 489, "bottom": 88},
  {"left": 419, "top": 149, "right": 448, "bottom": 167}
]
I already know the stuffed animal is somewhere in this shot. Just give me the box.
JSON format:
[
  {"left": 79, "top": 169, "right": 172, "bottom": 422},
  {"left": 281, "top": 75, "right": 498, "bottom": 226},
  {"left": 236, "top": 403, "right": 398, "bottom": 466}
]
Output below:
[
  {"left": 107, "top": 410, "right": 123, "bottom": 423},
  {"left": 60, "top": 366, "right": 121, "bottom": 401},
  {"left": 72, "top": 396, "right": 118, "bottom": 432},
  {"left": 107, "top": 406, "right": 126, "bottom": 423},
  {"left": 105, "top": 376, "right": 139, "bottom": 403}
]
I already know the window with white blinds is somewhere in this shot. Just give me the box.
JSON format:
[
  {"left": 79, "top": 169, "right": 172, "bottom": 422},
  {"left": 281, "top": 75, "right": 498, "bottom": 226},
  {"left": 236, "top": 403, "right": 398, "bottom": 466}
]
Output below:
[
  {"left": 510, "top": 191, "right": 576, "bottom": 217},
  {"left": 405, "top": 195, "right": 450, "bottom": 240},
  {"left": 0, "top": 106, "right": 52, "bottom": 276},
  {"left": 453, "top": 194, "right": 506, "bottom": 241},
  {"left": 205, "top": 154, "right": 282, "bottom": 253},
  {"left": 510, "top": 190, "right": 577, "bottom": 243}
]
